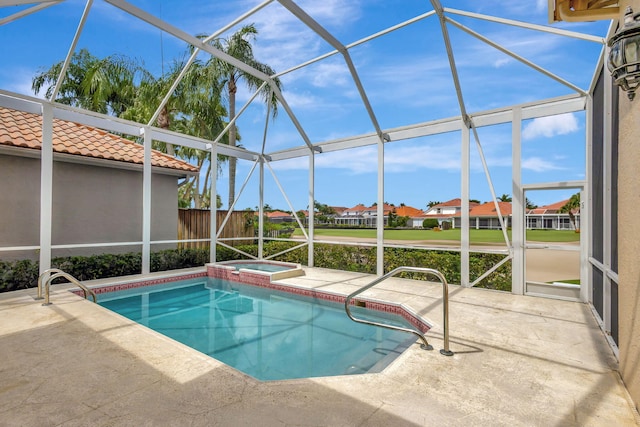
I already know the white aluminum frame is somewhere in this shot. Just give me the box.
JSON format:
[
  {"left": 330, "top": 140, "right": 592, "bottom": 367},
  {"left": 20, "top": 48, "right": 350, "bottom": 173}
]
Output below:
[{"left": 0, "top": 1, "right": 608, "bottom": 298}]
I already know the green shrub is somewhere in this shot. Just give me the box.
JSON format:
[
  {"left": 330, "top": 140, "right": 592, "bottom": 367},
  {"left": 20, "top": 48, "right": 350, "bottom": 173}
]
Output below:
[
  {"left": 422, "top": 218, "right": 439, "bottom": 229},
  {"left": 0, "top": 243, "right": 511, "bottom": 293}
]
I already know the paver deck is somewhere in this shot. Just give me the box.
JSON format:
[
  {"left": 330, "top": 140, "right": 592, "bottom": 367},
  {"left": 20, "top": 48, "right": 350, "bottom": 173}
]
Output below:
[{"left": 0, "top": 267, "right": 637, "bottom": 426}]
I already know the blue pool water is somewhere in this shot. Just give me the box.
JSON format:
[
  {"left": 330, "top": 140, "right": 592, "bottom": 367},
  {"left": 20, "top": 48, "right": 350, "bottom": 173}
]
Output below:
[{"left": 99, "top": 278, "right": 416, "bottom": 381}]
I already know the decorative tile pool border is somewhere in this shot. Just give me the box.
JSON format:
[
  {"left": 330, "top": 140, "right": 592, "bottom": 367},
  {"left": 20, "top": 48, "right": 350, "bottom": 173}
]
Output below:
[
  {"left": 76, "top": 268, "right": 430, "bottom": 334},
  {"left": 71, "top": 272, "right": 207, "bottom": 296}
]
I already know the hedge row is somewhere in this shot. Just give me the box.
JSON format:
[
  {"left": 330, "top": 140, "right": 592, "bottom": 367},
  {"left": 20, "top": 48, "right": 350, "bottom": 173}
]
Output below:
[{"left": 0, "top": 243, "right": 511, "bottom": 293}]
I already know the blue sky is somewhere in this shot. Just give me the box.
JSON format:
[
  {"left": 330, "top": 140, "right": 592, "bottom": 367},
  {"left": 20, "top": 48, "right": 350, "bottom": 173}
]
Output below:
[{"left": 0, "top": 0, "right": 611, "bottom": 211}]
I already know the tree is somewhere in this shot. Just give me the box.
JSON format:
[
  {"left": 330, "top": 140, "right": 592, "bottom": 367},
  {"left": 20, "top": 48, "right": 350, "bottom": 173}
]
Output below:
[
  {"left": 427, "top": 201, "right": 441, "bottom": 208},
  {"left": 560, "top": 193, "right": 580, "bottom": 231},
  {"left": 32, "top": 49, "right": 229, "bottom": 209},
  {"left": 32, "top": 48, "right": 143, "bottom": 116},
  {"left": 526, "top": 198, "right": 538, "bottom": 210},
  {"left": 313, "top": 201, "right": 335, "bottom": 216},
  {"left": 498, "top": 194, "right": 512, "bottom": 202},
  {"left": 202, "top": 24, "right": 281, "bottom": 209}
]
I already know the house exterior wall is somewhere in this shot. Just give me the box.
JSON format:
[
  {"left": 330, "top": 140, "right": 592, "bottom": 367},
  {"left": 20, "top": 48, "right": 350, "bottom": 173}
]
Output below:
[
  {"left": 617, "top": 62, "right": 640, "bottom": 411},
  {"left": 0, "top": 154, "right": 179, "bottom": 260},
  {"left": 425, "top": 206, "right": 459, "bottom": 215}
]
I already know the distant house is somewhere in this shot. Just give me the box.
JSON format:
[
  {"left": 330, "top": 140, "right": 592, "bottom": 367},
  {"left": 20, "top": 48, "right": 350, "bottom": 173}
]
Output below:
[
  {"left": 263, "top": 210, "right": 294, "bottom": 223},
  {"left": 393, "top": 205, "right": 427, "bottom": 228},
  {"left": 451, "top": 199, "right": 579, "bottom": 230},
  {"left": 465, "top": 201, "right": 513, "bottom": 230},
  {"left": 335, "top": 203, "right": 394, "bottom": 227},
  {"left": 0, "top": 106, "right": 198, "bottom": 260},
  {"left": 426, "top": 198, "right": 480, "bottom": 227},
  {"left": 527, "top": 199, "right": 580, "bottom": 230}
]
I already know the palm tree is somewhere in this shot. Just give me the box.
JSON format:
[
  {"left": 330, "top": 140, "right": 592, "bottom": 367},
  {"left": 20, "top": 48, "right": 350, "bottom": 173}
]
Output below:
[
  {"left": 202, "top": 24, "right": 281, "bottom": 209},
  {"left": 32, "top": 48, "right": 142, "bottom": 116},
  {"left": 560, "top": 192, "right": 581, "bottom": 231},
  {"left": 498, "top": 194, "right": 512, "bottom": 202},
  {"left": 32, "top": 49, "right": 229, "bottom": 208}
]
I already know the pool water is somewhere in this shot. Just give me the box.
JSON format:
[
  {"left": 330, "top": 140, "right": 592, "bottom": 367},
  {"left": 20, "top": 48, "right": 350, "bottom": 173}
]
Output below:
[{"left": 99, "top": 278, "right": 416, "bottom": 381}]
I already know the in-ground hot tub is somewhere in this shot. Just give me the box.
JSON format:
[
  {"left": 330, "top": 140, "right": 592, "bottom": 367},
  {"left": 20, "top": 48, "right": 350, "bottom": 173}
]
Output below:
[{"left": 207, "top": 260, "right": 305, "bottom": 284}]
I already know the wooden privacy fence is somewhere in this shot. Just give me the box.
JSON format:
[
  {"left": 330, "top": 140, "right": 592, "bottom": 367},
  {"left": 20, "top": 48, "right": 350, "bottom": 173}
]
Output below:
[{"left": 178, "top": 209, "right": 254, "bottom": 249}]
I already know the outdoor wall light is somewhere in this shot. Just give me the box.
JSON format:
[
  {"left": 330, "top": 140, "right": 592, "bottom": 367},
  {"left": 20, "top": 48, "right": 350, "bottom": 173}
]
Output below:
[{"left": 608, "top": 6, "right": 640, "bottom": 101}]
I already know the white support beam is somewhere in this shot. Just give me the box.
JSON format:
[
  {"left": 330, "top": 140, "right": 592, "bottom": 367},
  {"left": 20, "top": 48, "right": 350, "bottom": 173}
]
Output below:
[
  {"left": 259, "top": 158, "right": 264, "bottom": 259},
  {"left": 0, "top": 0, "right": 51, "bottom": 5},
  {"left": 376, "top": 128, "right": 384, "bottom": 277},
  {"left": 308, "top": 152, "right": 315, "bottom": 267},
  {"left": 431, "top": 0, "right": 469, "bottom": 120},
  {"left": 264, "top": 160, "right": 308, "bottom": 235},
  {"left": 512, "top": 107, "right": 524, "bottom": 295},
  {"left": 461, "top": 122, "right": 470, "bottom": 287},
  {"left": 210, "top": 143, "right": 217, "bottom": 263},
  {"left": 445, "top": 8, "right": 605, "bottom": 44},
  {"left": 148, "top": 0, "right": 275, "bottom": 126},
  {"left": 275, "top": 10, "right": 437, "bottom": 78},
  {"left": 50, "top": 0, "right": 94, "bottom": 102},
  {"left": 217, "top": 160, "right": 260, "bottom": 236},
  {"left": 0, "top": 1, "right": 60, "bottom": 26},
  {"left": 0, "top": 91, "right": 42, "bottom": 114},
  {"left": 470, "top": 121, "right": 511, "bottom": 247},
  {"left": 39, "top": 103, "right": 53, "bottom": 275},
  {"left": 276, "top": 0, "right": 384, "bottom": 139},
  {"left": 446, "top": 17, "right": 587, "bottom": 96},
  {"left": 53, "top": 107, "right": 142, "bottom": 137},
  {"left": 141, "top": 127, "right": 152, "bottom": 274},
  {"left": 601, "top": 61, "right": 613, "bottom": 310},
  {"left": 522, "top": 180, "right": 586, "bottom": 191},
  {"left": 108, "top": 0, "right": 313, "bottom": 154},
  {"left": 104, "top": 0, "right": 273, "bottom": 83}
]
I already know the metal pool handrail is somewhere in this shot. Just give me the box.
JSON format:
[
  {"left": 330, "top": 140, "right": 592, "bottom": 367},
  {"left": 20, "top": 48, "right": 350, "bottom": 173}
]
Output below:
[
  {"left": 344, "top": 266, "right": 453, "bottom": 356},
  {"left": 36, "top": 268, "right": 97, "bottom": 305}
]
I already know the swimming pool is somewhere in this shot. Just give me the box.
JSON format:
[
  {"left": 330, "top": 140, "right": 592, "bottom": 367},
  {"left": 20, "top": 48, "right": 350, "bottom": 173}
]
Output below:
[{"left": 98, "top": 277, "right": 418, "bottom": 381}]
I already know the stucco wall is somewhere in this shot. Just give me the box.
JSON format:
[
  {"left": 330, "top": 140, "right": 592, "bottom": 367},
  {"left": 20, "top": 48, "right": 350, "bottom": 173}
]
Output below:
[
  {"left": 618, "top": 94, "right": 640, "bottom": 412},
  {"left": 0, "top": 153, "right": 180, "bottom": 260},
  {"left": 616, "top": 0, "right": 640, "bottom": 412}
]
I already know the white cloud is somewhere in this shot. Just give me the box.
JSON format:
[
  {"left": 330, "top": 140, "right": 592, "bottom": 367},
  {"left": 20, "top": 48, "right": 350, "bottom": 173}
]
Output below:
[
  {"left": 493, "top": 58, "right": 511, "bottom": 68},
  {"left": 522, "top": 113, "right": 579, "bottom": 140},
  {"left": 522, "top": 156, "right": 564, "bottom": 172},
  {"left": 271, "top": 141, "right": 463, "bottom": 174},
  {"left": 310, "top": 61, "right": 351, "bottom": 88}
]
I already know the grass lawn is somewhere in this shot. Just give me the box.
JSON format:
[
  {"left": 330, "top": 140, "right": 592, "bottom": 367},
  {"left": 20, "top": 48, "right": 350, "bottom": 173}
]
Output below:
[{"left": 293, "top": 228, "right": 580, "bottom": 244}]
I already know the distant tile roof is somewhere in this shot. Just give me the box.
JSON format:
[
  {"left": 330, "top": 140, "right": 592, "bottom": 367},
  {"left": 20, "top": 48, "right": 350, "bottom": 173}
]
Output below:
[
  {"left": 432, "top": 198, "right": 462, "bottom": 208},
  {"left": 468, "top": 201, "right": 512, "bottom": 217},
  {"left": 265, "top": 211, "right": 292, "bottom": 218},
  {"left": 529, "top": 199, "right": 571, "bottom": 214},
  {"left": 330, "top": 206, "right": 348, "bottom": 215},
  {"left": 0, "top": 107, "right": 198, "bottom": 173},
  {"left": 394, "top": 205, "right": 426, "bottom": 217},
  {"left": 344, "top": 204, "right": 367, "bottom": 213}
]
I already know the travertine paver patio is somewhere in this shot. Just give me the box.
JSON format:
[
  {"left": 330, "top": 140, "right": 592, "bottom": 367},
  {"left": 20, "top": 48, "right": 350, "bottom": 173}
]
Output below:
[{"left": 0, "top": 267, "right": 637, "bottom": 426}]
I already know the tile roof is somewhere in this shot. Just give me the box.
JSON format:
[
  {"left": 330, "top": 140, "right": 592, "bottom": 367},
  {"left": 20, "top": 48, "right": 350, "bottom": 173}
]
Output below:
[
  {"left": 394, "top": 205, "right": 426, "bottom": 217},
  {"left": 432, "top": 198, "right": 463, "bottom": 208},
  {"left": 529, "top": 199, "right": 571, "bottom": 214},
  {"left": 468, "top": 201, "right": 512, "bottom": 217},
  {"left": 0, "top": 107, "right": 198, "bottom": 173},
  {"left": 344, "top": 204, "right": 367, "bottom": 212},
  {"left": 265, "top": 211, "right": 292, "bottom": 218}
]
